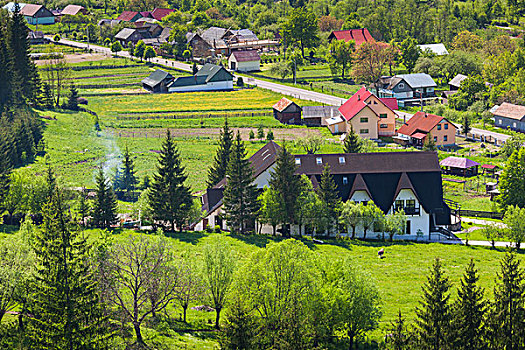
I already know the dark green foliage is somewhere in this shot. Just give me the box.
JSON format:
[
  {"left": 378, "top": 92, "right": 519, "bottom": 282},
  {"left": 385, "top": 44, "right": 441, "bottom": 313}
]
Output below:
[
  {"left": 92, "top": 168, "right": 118, "bottom": 229},
  {"left": 0, "top": 22, "right": 13, "bottom": 112},
  {"left": 415, "top": 258, "right": 452, "bottom": 350},
  {"left": 115, "top": 145, "right": 137, "bottom": 200},
  {"left": 257, "top": 125, "right": 265, "bottom": 139},
  {"left": 486, "top": 252, "right": 525, "bottom": 350},
  {"left": 148, "top": 130, "right": 192, "bottom": 232},
  {"left": 462, "top": 114, "right": 471, "bottom": 137},
  {"left": 28, "top": 185, "right": 111, "bottom": 349},
  {"left": 498, "top": 148, "right": 525, "bottom": 209},
  {"left": 266, "top": 129, "right": 274, "bottom": 140},
  {"left": 222, "top": 132, "right": 260, "bottom": 234},
  {"left": 400, "top": 37, "right": 420, "bottom": 73},
  {"left": 268, "top": 144, "right": 304, "bottom": 236},
  {"left": 423, "top": 133, "right": 437, "bottom": 151},
  {"left": 317, "top": 164, "right": 341, "bottom": 233},
  {"left": 78, "top": 188, "right": 90, "bottom": 227},
  {"left": 219, "top": 298, "right": 257, "bottom": 350},
  {"left": 343, "top": 126, "right": 362, "bottom": 153},
  {"left": 450, "top": 259, "right": 486, "bottom": 350},
  {"left": 192, "top": 62, "right": 198, "bottom": 75},
  {"left": 207, "top": 118, "right": 233, "bottom": 187},
  {"left": 67, "top": 85, "right": 79, "bottom": 111},
  {"left": 386, "top": 311, "right": 411, "bottom": 350}
]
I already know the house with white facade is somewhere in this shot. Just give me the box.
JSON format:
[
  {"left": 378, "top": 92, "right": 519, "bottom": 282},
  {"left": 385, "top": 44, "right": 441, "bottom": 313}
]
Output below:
[
  {"left": 373, "top": 73, "right": 438, "bottom": 107},
  {"left": 195, "top": 142, "right": 452, "bottom": 240},
  {"left": 228, "top": 50, "right": 260, "bottom": 72}
]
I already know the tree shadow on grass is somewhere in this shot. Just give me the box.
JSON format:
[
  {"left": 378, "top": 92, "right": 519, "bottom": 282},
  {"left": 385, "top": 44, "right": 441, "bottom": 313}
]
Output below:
[
  {"left": 229, "top": 233, "right": 285, "bottom": 248},
  {"left": 0, "top": 225, "right": 19, "bottom": 234},
  {"left": 163, "top": 231, "right": 207, "bottom": 245}
]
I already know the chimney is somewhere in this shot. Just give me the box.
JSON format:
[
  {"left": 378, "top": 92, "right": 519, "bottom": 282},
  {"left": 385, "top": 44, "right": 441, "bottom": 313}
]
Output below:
[{"left": 424, "top": 112, "right": 427, "bottom": 118}]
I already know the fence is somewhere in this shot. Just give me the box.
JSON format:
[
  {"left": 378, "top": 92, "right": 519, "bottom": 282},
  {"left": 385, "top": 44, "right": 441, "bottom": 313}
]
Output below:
[
  {"left": 40, "top": 64, "right": 144, "bottom": 72},
  {"left": 76, "top": 83, "right": 138, "bottom": 89},
  {"left": 116, "top": 110, "right": 273, "bottom": 121},
  {"left": 459, "top": 209, "right": 504, "bottom": 219}
]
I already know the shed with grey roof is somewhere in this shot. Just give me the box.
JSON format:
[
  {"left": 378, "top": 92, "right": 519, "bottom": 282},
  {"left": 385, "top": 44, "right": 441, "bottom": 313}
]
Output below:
[{"left": 142, "top": 69, "right": 174, "bottom": 92}]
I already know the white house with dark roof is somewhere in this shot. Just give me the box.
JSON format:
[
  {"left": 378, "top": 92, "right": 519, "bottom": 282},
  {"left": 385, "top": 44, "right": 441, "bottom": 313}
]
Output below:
[
  {"left": 491, "top": 102, "right": 525, "bottom": 133},
  {"left": 373, "top": 73, "right": 438, "bottom": 107},
  {"left": 228, "top": 50, "right": 260, "bottom": 72}
]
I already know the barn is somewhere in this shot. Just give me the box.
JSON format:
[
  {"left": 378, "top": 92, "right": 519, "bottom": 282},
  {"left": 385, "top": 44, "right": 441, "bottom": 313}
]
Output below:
[
  {"left": 272, "top": 98, "right": 302, "bottom": 125},
  {"left": 228, "top": 50, "right": 260, "bottom": 72}
]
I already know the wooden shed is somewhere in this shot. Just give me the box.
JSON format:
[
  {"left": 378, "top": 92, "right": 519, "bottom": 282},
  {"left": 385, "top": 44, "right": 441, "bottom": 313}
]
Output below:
[{"left": 272, "top": 98, "right": 302, "bottom": 125}]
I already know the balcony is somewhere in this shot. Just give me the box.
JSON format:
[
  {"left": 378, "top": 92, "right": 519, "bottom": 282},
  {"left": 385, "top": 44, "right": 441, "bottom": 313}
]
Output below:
[{"left": 394, "top": 206, "right": 420, "bottom": 215}]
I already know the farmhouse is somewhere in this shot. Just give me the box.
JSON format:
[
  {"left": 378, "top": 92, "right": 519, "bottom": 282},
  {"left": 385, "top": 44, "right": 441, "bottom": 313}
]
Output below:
[
  {"left": 373, "top": 73, "right": 437, "bottom": 107},
  {"left": 114, "top": 23, "right": 165, "bottom": 45},
  {"left": 60, "top": 4, "right": 89, "bottom": 16},
  {"left": 328, "top": 28, "right": 374, "bottom": 46},
  {"left": 195, "top": 142, "right": 452, "bottom": 239},
  {"left": 228, "top": 50, "right": 260, "bottom": 72},
  {"left": 3, "top": 3, "right": 56, "bottom": 25},
  {"left": 397, "top": 111, "right": 456, "bottom": 147},
  {"left": 335, "top": 87, "right": 397, "bottom": 137},
  {"left": 272, "top": 98, "right": 302, "bottom": 125},
  {"left": 491, "top": 102, "right": 525, "bottom": 132},
  {"left": 141, "top": 69, "right": 174, "bottom": 92},
  {"left": 117, "top": 11, "right": 143, "bottom": 22}
]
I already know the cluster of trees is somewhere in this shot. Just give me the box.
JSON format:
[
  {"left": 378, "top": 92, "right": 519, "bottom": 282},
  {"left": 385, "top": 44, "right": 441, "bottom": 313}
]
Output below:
[{"left": 385, "top": 254, "right": 525, "bottom": 350}]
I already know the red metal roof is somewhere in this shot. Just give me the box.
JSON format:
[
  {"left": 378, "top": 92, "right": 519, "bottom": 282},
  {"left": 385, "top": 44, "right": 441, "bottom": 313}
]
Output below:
[
  {"left": 338, "top": 86, "right": 372, "bottom": 121},
  {"left": 273, "top": 97, "right": 294, "bottom": 112},
  {"left": 151, "top": 8, "right": 174, "bottom": 20},
  {"left": 117, "top": 11, "right": 139, "bottom": 22},
  {"left": 397, "top": 111, "right": 455, "bottom": 136},
  {"left": 329, "top": 28, "right": 375, "bottom": 46},
  {"left": 140, "top": 11, "right": 152, "bottom": 17},
  {"left": 440, "top": 156, "right": 480, "bottom": 169},
  {"left": 379, "top": 97, "right": 398, "bottom": 110},
  {"left": 482, "top": 164, "right": 497, "bottom": 169}
]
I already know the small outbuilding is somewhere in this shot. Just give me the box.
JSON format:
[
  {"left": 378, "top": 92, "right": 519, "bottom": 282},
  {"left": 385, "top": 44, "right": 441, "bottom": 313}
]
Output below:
[
  {"left": 448, "top": 74, "right": 468, "bottom": 91},
  {"left": 228, "top": 50, "right": 260, "bottom": 72},
  {"left": 272, "top": 98, "right": 302, "bottom": 125},
  {"left": 302, "top": 106, "right": 340, "bottom": 127},
  {"left": 418, "top": 43, "right": 449, "bottom": 56},
  {"left": 481, "top": 164, "right": 499, "bottom": 178},
  {"left": 142, "top": 69, "right": 174, "bottom": 92},
  {"left": 440, "top": 156, "right": 480, "bottom": 177}
]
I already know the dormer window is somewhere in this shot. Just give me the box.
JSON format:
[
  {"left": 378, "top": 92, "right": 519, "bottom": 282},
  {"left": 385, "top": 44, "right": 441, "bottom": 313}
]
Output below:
[
  {"left": 339, "top": 156, "right": 346, "bottom": 164},
  {"left": 316, "top": 157, "right": 322, "bottom": 165},
  {"left": 295, "top": 158, "right": 301, "bottom": 165}
]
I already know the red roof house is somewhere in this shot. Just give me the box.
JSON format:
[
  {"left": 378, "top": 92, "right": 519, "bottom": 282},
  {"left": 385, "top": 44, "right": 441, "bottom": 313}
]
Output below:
[
  {"left": 117, "top": 11, "right": 142, "bottom": 22},
  {"left": 397, "top": 111, "right": 457, "bottom": 147},
  {"left": 328, "top": 28, "right": 375, "bottom": 46},
  {"left": 151, "top": 8, "right": 175, "bottom": 21}
]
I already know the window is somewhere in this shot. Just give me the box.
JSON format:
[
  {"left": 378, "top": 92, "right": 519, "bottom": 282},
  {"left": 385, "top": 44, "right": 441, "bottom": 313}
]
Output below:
[
  {"left": 437, "top": 124, "right": 442, "bottom": 130},
  {"left": 444, "top": 135, "right": 448, "bottom": 142},
  {"left": 380, "top": 124, "right": 388, "bottom": 128},
  {"left": 444, "top": 123, "right": 449, "bottom": 130},
  {"left": 343, "top": 176, "right": 348, "bottom": 185},
  {"left": 399, "top": 83, "right": 405, "bottom": 89},
  {"left": 514, "top": 122, "right": 517, "bottom": 128},
  {"left": 360, "top": 117, "right": 368, "bottom": 123},
  {"left": 339, "top": 156, "right": 346, "bottom": 164},
  {"left": 373, "top": 100, "right": 377, "bottom": 104},
  {"left": 316, "top": 157, "right": 322, "bottom": 165},
  {"left": 295, "top": 158, "right": 301, "bottom": 165},
  {"left": 498, "top": 119, "right": 502, "bottom": 125},
  {"left": 395, "top": 200, "right": 404, "bottom": 211},
  {"left": 434, "top": 136, "right": 438, "bottom": 142},
  {"left": 406, "top": 199, "right": 416, "bottom": 208},
  {"left": 360, "top": 129, "right": 369, "bottom": 134},
  {"left": 379, "top": 113, "right": 387, "bottom": 119}
]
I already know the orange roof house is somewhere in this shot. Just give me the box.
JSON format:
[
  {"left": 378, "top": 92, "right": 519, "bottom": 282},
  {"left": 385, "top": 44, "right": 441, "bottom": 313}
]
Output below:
[
  {"left": 397, "top": 111, "right": 457, "bottom": 147},
  {"left": 328, "top": 28, "right": 375, "bottom": 46}
]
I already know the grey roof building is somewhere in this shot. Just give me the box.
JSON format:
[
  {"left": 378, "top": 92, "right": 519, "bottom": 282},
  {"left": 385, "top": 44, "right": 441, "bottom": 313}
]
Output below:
[{"left": 141, "top": 69, "right": 174, "bottom": 92}]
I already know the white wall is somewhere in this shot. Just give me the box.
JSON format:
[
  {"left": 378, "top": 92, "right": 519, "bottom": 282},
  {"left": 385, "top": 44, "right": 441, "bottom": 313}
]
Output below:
[
  {"left": 394, "top": 91, "right": 412, "bottom": 99},
  {"left": 229, "top": 58, "right": 260, "bottom": 72},
  {"left": 349, "top": 190, "right": 371, "bottom": 203},
  {"left": 169, "top": 81, "right": 233, "bottom": 93},
  {"left": 386, "top": 189, "right": 430, "bottom": 237}
]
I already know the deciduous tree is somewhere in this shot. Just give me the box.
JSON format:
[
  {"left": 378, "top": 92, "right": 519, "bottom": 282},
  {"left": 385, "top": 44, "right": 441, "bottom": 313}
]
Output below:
[{"left": 282, "top": 7, "right": 319, "bottom": 57}]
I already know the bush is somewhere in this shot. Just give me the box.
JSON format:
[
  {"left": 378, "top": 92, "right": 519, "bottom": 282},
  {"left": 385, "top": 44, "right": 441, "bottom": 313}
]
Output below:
[
  {"left": 214, "top": 225, "right": 221, "bottom": 233},
  {"left": 237, "top": 77, "right": 244, "bottom": 87},
  {"left": 53, "top": 34, "right": 60, "bottom": 42}
]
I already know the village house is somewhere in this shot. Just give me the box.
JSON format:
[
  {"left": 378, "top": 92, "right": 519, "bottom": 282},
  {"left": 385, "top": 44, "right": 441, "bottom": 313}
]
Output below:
[
  {"left": 491, "top": 102, "right": 525, "bottom": 132},
  {"left": 195, "top": 142, "right": 452, "bottom": 239},
  {"left": 332, "top": 87, "right": 397, "bottom": 137},
  {"left": 418, "top": 43, "right": 449, "bottom": 56},
  {"left": 272, "top": 98, "right": 302, "bottom": 125},
  {"left": 60, "top": 4, "right": 89, "bottom": 17},
  {"left": 114, "top": 23, "right": 165, "bottom": 46},
  {"left": 373, "top": 73, "right": 438, "bottom": 107},
  {"left": 228, "top": 50, "right": 260, "bottom": 72},
  {"left": 396, "top": 111, "right": 457, "bottom": 147},
  {"left": 3, "top": 2, "right": 55, "bottom": 24},
  {"left": 117, "top": 11, "right": 143, "bottom": 22},
  {"left": 150, "top": 8, "right": 174, "bottom": 21},
  {"left": 142, "top": 64, "right": 234, "bottom": 93},
  {"left": 302, "top": 106, "right": 341, "bottom": 127},
  {"left": 327, "top": 28, "right": 374, "bottom": 46},
  {"left": 448, "top": 74, "right": 468, "bottom": 91}
]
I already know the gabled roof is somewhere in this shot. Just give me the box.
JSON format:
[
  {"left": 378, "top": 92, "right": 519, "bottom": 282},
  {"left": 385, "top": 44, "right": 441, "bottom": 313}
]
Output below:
[
  {"left": 418, "top": 43, "right": 449, "bottom": 56},
  {"left": 396, "top": 73, "right": 437, "bottom": 88},
  {"left": 448, "top": 74, "right": 468, "bottom": 88},
  {"left": 142, "top": 69, "right": 173, "bottom": 87},
  {"left": 328, "top": 28, "right": 374, "bottom": 46},
  {"left": 151, "top": 8, "right": 175, "bottom": 20},
  {"left": 349, "top": 173, "right": 372, "bottom": 199},
  {"left": 201, "top": 26, "right": 230, "bottom": 46},
  {"left": 61, "top": 4, "right": 86, "bottom": 16},
  {"left": 20, "top": 4, "right": 46, "bottom": 17},
  {"left": 491, "top": 102, "right": 525, "bottom": 121},
  {"left": 397, "top": 111, "right": 455, "bottom": 136},
  {"left": 272, "top": 97, "right": 297, "bottom": 112},
  {"left": 195, "top": 63, "right": 233, "bottom": 82},
  {"left": 379, "top": 97, "right": 398, "bottom": 110},
  {"left": 230, "top": 29, "right": 258, "bottom": 41},
  {"left": 115, "top": 28, "right": 137, "bottom": 40},
  {"left": 117, "top": 11, "right": 140, "bottom": 22},
  {"left": 338, "top": 86, "right": 394, "bottom": 121},
  {"left": 140, "top": 11, "right": 152, "bottom": 17},
  {"left": 303, "top": 106, "right": 341, "bottom": 119},
  {"left": 440, "top": 156, "right": 480, "bottom": 169},
  {"left": 230, "top": 50, "right": 260, "bottom": 62}
]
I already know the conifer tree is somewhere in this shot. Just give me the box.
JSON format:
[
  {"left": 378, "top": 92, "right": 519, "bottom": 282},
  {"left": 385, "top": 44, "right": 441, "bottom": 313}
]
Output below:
[
  {"left": 92, "top": 168, "right": 118, "bottom": 229},
  {"left": 120, "top": 145, "right": 138, "bottom": 200},
  {"left": 486, "top": 252, "right": 525, "bottom": 350},
  {"left": 78, "top": 188, "right": 90, "bottom": 227},
  {"left": 148, "top": 130, "right": 192, "bottom": 232},
  {"left": 67, "top": 85, "right": 79, "bottom": 111},
  {"left": 207, "top": 118, "right": 234, "bottom": 187},
  {"left": 28, "top": 184, "right": 110, "bottom": 349},
  {"left": 343, "top": 126, "right": 362, "bottom": 153},
  {"left": 386, "top": 311, "right": 411, "bottom": 350},
  {"left": 268, "top": 143, "right": 304, "bottom": 236},
  {"left": 223, "top": 132, "right": 260, "bottom": 234},
  {"left": 317, "top": 164, "right": 341, "bottom": 233},
  {"left": 451, "top": 259, "right": 486, "bottom": 350},
  {"left": 42, "top": 83, "right": 54, "bottom": 109},
  {"left": 0, "top": 24, "right": 13, "bottom": 112},
  {"left": 257, "top": 125, "right": 265, "bottom": 139},
  {"left": 415, "top": 258, "right": 452, "bottom": 350}
]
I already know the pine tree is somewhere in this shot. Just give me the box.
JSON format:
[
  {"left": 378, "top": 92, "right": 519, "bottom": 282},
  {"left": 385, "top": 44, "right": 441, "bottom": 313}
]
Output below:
[
  {"left": 148, "top": 130, "right": 193, "bottom": 232},
  {"left": 223, "top": 132, "right": 260, "bottom": 234},
  {"left": 268, "top": 143, "right": 304, "bottom": 236},
  {"left": 78, "top": 188, "right": 90, "bottom": 227},
  {"left": 486, "top": 252, "right": 525, "bottom": 350},
  {"left": 451, "top": 259, "right": 486, "bottom": 350},
  {"left": 257, "top": 125, "right": 265, "bottom": 139},
  {"left": 92, "top": 168, "right": 118, "bottom": 229},
  {"left": 415, "top": 258, "right": 452, "bottom": 350},
  {"left": 0, "top": 143, "right": 10, "bottom": 215},
  {"left": 28, "top": 184, "right": 111, "bottom": 349},
  {"left": 423, "top": 133, "right": 437, "bottom": 151},
  {"left": 386, "top": 311, "right": 411, "bottom": 350},
  {"left": 343, "top": 126, "right": 362, "bottom": 153},
  {"left": 67, "top": 85, "right": 79, "bottom": 111},
  {"left": 317, "top": 164, "right": 341, "bottom": 233},
  {"left": 0, "top": 24, "right": 13, "bottom": 112},
  {"left": 207, "top": 118, "right": 234, "bottom": 187},
  {"left": 42, "top": 83, "right": 54, "bottom": 109},
  {"left": 266, "top": 129, "right": 274, "bottom": 140},
  {"left": 219, "top": 298, "right": 257, "bottom": 350},
  {"left": 120, "top": 145, "right": 138, "bottom": 200}
]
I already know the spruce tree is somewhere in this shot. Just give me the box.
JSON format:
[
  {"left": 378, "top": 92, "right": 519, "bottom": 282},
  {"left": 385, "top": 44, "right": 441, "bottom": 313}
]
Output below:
[
  {"left": 67, "top": 85, "right": 79, "bottom": 111},
  {"left": 268, "top": 143, "right": 304, "bottom": 236},
  {"left": 120, "top": 145, "right": 138, "bottom": 200},
  {"left": 28, "top": 184, "right": 110, "bottom": 349},
  {"left": 451, "top": 259, "right": 486, "bottom": 350},
  {"left": 343, "top": 126, "right": 362, "bottom": 153},
  {"left": 386, "top": 311, "right": 411, "bottom": 350},
  {"left": 415, "top": 258, "right": 452, "bottom": 350},
  {"left": 78, "top": 188, "right": 90, "bottom": 227},
  {"left": 0, "top": 24, "right": 13, "bottom": 112},
  {"left": 317, "top": 164, "right": 341, "bottom": 233},
  {"left": 486, "top": 252, "right": 525, "bottom": 350},
  {"left": 223, "top": 132, "right": 260, "bottom": 234},
  {"left": 207, "top": 118, "right": 233, "bottom": 187},
  {"left": 42, "top": 83, "right": 54, "bottom": 109},
  {"left": 148, "top": 130, "right": 192, "bottom": 232},
  {"left": 92, "top": 168, "right": 118, "bottom": 229}
]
